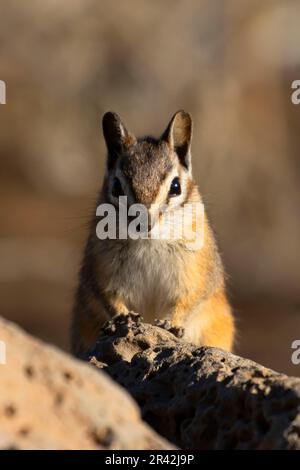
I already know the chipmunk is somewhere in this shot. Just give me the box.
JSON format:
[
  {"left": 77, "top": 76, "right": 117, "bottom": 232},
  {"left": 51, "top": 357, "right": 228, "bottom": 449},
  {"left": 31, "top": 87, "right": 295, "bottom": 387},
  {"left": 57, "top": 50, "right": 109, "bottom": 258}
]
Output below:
[{"left": 71, "top": 110, "right": 235, "bottom": 357}]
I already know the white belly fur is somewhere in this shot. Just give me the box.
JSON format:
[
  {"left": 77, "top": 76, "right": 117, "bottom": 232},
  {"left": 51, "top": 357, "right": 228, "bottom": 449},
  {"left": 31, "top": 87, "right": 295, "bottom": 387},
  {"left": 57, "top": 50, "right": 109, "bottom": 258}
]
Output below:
[{"left": 103, "top": 238, "right": 182, "bottom": 322}]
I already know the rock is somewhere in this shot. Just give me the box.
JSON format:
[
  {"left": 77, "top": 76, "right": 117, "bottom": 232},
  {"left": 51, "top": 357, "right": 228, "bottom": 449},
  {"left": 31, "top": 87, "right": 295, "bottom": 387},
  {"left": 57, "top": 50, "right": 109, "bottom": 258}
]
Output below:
[
  {"left": 0, "top": 316, "right": 173, "bottom": 450},
  {"left": 87, "top": 313, "right": 300, "bottom": 450}
]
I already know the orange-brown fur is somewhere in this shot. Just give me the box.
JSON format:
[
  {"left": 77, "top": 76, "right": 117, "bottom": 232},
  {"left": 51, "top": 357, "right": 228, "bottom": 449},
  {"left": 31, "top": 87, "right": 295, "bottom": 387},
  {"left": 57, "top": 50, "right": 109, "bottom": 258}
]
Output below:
[{"left": 71, "top": 111, "right": 235, "bottom": 357}]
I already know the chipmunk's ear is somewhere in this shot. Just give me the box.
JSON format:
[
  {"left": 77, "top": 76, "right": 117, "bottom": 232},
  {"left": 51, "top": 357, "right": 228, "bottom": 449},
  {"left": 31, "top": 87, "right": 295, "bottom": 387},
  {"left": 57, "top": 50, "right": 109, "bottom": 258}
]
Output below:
[
  {"left": 161, "top": 110, "right": 192, "bottom": 170},
  {"left": 102, "top": 112, "right": 136, "bottom": 169}
]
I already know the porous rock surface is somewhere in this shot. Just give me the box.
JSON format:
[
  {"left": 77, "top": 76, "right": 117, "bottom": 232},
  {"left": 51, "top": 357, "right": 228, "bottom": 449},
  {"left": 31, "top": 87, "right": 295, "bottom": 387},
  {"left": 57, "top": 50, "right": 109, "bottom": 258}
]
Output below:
[
  {"left": 87, "top": 313, "right": 300, "bottom": 450},
  {"left": 0, "top": 316, "right": 173, "bottom": 450}
]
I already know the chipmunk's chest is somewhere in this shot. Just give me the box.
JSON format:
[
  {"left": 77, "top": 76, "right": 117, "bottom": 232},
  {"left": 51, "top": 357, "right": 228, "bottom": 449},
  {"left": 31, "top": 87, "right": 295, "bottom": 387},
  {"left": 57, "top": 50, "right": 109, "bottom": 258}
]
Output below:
[{"left": 104, "top": 239, "right": 183, "bottom": 321}]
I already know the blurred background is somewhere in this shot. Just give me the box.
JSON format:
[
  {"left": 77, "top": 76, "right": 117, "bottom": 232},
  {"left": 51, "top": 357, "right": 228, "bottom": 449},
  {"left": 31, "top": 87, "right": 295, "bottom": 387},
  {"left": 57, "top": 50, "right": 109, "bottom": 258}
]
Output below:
[{"left": 0, "top": 0, "right": 299, "bottom": 375}]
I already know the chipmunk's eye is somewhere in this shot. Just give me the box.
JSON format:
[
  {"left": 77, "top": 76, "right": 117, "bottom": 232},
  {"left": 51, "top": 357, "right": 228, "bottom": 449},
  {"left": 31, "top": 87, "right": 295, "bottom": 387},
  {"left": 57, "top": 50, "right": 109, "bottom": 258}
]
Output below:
[
  {"left": 169, "top": 177, "right": 181, "bottom": 197},
  {"left": 112, "top": 177, "right": 124, "bottom": 198}
]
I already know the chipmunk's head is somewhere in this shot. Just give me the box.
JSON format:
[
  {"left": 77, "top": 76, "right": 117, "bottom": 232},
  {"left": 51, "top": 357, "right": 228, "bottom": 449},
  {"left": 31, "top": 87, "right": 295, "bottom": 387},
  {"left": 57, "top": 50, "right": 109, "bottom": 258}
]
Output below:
[{"left": 102, "top": 110, "right": 195, "bottom": 231}]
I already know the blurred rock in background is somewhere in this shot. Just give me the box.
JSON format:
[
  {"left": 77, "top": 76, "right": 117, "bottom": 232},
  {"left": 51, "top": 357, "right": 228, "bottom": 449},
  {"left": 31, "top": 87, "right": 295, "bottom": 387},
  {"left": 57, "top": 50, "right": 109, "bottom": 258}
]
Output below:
[{"left": 0, "top": 0, "right": 299, "bottom": 374}]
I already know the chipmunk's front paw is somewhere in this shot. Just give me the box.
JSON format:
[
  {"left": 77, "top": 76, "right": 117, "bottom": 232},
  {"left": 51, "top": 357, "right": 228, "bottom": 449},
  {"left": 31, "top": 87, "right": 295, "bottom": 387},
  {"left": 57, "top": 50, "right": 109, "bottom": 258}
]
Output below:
[{"left": 154, "top": 318, "right": 184, "bottom": 338}]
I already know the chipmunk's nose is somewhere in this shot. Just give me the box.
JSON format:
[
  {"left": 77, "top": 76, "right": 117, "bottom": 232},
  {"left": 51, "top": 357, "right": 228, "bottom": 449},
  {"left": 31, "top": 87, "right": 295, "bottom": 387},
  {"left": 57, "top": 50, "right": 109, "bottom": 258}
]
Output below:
[
  {"left": 135, "top": 223, "right": 152, "bottom": 233},
  {"left": 146, "top": 221, "right": 153, "bottom": 233},
  {"left": 128, "top": 212, "right": 152, "bottom": 234},
  {"left": 138, "top": 220, "right": 153, "bottom": 233}
]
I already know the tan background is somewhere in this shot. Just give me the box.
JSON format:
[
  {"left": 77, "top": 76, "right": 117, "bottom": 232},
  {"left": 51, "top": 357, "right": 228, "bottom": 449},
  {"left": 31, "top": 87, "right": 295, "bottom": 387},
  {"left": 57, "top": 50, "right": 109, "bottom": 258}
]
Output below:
[{"left": 0, "top": 0, "right": 300, "bottom": 375}]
